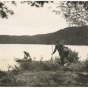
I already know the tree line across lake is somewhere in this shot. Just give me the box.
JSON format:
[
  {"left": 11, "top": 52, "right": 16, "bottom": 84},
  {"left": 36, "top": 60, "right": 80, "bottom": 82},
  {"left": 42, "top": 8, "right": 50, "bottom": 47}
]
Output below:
[{"left": 0, "top": 26, "right": 88, "bottom": 45}]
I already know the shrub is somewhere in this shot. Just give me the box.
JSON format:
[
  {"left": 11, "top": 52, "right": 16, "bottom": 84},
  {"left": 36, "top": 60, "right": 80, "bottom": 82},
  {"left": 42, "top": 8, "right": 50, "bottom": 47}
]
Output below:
[
  {"left": 82, "top": 60, "right": 88, "bottom": 71},
  {"left": 42, "top": 61, "right": 59, "bottom": 71},
  {"left": 67, "top": 49, "right": 79, "bottom": 63},
  {"left": 52, "top": 48, "right": 79, "bottom": 64},
  {"left": 0, "top": 76, "right": 26, "bottom": 86},
  {"left": 17, "top": 60, "right": 61, "bottom": 71},
  {"left": 16, "top": 48, "right": 79, "bottom": 71},
  {"left": 66, "top": 62, "right": 85, "bottom": 72},
  {"left": 0, "top": 70, "right": 7, "bottom": 79},
  {"left": 0, "top": 70, "right": 26, "bottom": 86},
  {"left": 18, "top": 61, "right": 43, "bottom": 71}
]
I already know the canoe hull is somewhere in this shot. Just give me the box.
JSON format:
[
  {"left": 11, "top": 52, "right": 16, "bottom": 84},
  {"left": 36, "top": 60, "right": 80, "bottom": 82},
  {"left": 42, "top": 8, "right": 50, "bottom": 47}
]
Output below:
[{"left": 15, "top": 58, "right": 31, "bottom": 62}]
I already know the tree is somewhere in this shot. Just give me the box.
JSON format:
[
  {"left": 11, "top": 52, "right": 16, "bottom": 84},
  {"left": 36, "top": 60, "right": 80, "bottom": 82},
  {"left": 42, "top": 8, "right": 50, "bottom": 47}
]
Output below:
[
  {"left": 56, "top": 1, "right": 88, "bottom": 26},
  {"left": 1, "top": 1, "right": 88, "bottom": 27},
  {"left": 0, "top": 1, "right": 15, "bottom": 18},
  {"left": 0, "top": 1, "right": 52, "bottom": 18}
]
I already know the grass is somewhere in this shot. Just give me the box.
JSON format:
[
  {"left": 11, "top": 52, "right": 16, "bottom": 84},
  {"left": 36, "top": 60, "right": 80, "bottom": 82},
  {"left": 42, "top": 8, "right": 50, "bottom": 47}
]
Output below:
[
  {"left": 16, "top": 48, "right": 80, "bottom": 72},
  {"left": 1, "top": 48, "right": 88, "bottom": 86},
  {"left": 1, "top": 60, "right": 88, "bottom": 87},
  {"left": 0, "top": 67, "right": 26, "bottom": 86}
]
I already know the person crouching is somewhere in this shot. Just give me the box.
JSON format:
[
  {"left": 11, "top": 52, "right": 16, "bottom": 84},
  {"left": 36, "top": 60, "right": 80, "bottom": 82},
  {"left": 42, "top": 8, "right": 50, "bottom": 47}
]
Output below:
[{"left": 23, "top": 51, "right": 32, "bottom": 61}]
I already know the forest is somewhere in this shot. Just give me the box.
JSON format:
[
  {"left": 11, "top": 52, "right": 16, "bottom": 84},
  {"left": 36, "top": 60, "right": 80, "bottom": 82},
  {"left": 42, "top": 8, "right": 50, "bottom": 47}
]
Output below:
[{"left": 0, "top": 26, "right": 88, "bottom": 45}]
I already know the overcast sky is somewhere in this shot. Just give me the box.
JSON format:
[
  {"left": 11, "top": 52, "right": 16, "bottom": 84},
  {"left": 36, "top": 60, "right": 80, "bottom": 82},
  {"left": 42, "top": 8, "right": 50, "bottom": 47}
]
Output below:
[{"left": 0, "top": 1, "right": 68, "bottom": 35}]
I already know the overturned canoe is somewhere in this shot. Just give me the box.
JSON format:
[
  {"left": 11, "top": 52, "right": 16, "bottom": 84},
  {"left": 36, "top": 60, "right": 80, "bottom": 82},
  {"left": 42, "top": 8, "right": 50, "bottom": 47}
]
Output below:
[{"left": 15, "top": 58, "right": 32, "bottom": 62}]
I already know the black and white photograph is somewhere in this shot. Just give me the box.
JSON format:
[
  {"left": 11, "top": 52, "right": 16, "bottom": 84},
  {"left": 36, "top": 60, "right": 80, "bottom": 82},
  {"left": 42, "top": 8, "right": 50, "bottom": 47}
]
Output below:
[{"left": 0, "top": 1, "right": 88, "bottom": 87}]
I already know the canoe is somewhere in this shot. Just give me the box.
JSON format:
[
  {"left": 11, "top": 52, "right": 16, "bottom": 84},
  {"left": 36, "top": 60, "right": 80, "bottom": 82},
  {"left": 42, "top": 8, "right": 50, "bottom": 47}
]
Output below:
[{"left": 14, "top": 58, "right": 32, "bottom": 62}]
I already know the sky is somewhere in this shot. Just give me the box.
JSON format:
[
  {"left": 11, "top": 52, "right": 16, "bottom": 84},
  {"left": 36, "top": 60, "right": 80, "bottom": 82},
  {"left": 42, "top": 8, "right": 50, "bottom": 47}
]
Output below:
[{"left": 0, "top": 1, "right": 68, "bottom": 36}]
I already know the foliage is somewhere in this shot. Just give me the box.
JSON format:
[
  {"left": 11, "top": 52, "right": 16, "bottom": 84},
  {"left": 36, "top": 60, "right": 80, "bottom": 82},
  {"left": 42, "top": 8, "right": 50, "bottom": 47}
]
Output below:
[
  {"left": 17, "top": 60, "right": 65, "bottom": 71},
  {"left": 42, "top": 61, "right": 59, "bottom": 71},
  {"left": 0, "top": 68, "right": 26, "bottom": 86},
  {"left": 0, "top": 1, "right": 52, "bottom": 18},
  {"left": 68, "top": 49, "right": 79, "bottom": 63},
  {"left": 1, "top": 55, "right": 88, "bottom": 86},
  {"left": 12, "top": 60, "right": 64, "bottom": 73},
  {"left": 19, "top": 61, "right": 44, "bottom": 71},
  {"left": 0, "top": 76, "right": 26, "bottom": 86},
  {"left": 65, "top": 62, "right": 85, "bottom": 72},
  {"left": 1, "top": 1, "right": 88, "bottom": 26},
  {"left": 0, "top": 1, "right": 14, "bottom": 18},
  {"left": 58, "top": 1, "right": 88, "bottom": 26},
  {"left": 0, "top": 70, "right": 7, "bottom": 79},
  {"left": 17, "top": 49, "right": 79, "bottom": 71},
  {"left": 20, "top": 1, "right": 50, "bottom": 7},
  {"left": 82, "top": 60, "right": 88, "bottom": 71}
]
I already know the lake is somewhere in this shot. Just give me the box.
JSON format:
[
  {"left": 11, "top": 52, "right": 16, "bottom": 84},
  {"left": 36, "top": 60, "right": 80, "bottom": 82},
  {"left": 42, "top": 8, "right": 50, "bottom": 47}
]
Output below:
[{"left": 0, "top": 44, "right": 88, "bottom": 71}]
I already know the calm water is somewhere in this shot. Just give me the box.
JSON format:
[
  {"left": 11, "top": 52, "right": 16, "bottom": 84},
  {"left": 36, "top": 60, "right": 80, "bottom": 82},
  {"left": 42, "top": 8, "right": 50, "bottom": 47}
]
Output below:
[{"left": 0, "top": 44, "right": 88, "bottom": 71}]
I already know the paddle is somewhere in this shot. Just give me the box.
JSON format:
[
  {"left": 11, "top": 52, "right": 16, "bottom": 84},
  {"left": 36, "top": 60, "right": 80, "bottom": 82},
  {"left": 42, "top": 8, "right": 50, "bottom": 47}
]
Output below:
[{"left": 51, "top": 41, "right": 53, "bottom": 62}]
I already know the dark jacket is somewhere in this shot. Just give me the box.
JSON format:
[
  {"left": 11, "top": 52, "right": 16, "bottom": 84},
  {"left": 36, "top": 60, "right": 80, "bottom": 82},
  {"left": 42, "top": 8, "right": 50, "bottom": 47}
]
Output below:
[{"left": 52, "top": 43, "right": 63, "bottom": 56}]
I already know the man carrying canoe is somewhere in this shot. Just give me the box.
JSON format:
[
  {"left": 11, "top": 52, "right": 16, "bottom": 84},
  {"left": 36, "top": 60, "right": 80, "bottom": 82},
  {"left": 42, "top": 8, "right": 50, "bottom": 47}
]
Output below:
[{"left": 52, "top": 40, "right": 69, "bottom": 65}]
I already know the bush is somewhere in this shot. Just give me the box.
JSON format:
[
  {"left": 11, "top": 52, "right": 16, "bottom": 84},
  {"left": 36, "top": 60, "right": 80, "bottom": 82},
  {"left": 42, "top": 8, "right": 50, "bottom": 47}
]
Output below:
[
  {"left": 0, "top": 70, "right": 26, "bottom": 86},
  {"left": 18, "top": 61, "right": 43, "bottom": 71},
  {"left": 66, "top": 62, "right": 85, "bottom": 72},
  {"left": 0, "top": 70, "right": 7, "bottom": 79},
  {"left": 42, "top": 61, "right": 59, "bottom": 71},
  {"left": 15, "top": 48, "right": 79, "bottom": 72},
  {"left": 0, "top": 76, "right": 26, "bottom": 86},
  {"left": 17, "top": 60, "right": 62, "bottom": 71},
  {"left": 67, "top": 49, "right": 79, "bottom": 63},
  {"left": 52, "top": 48, "right": 79, "bottom": 64},
  {"left": 82, "top": 60, "right": 88, "bottom": 71}
]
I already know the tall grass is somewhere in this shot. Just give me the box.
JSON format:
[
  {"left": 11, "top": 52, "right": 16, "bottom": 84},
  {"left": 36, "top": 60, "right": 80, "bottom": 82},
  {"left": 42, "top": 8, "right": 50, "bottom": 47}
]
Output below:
[
  {"left": 16, "top": 48, "right": 80, "bottom": 71},
  {"left": 1, "top": 47, "right": 88, "bottom": 86},
  {"left": 0, "top": 68, "right": 26, "bottom": 86},
  {"left": 1, "top": 49, "right": 88, "bottom": 86}
]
